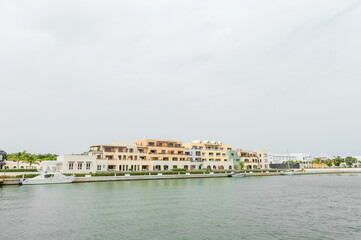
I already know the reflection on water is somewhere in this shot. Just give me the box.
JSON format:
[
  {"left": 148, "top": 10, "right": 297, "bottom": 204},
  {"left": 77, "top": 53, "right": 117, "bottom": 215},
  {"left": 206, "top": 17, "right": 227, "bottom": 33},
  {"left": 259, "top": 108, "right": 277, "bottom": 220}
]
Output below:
[{"left": 1, "top": 175, "right": 361, "bottom": 239}]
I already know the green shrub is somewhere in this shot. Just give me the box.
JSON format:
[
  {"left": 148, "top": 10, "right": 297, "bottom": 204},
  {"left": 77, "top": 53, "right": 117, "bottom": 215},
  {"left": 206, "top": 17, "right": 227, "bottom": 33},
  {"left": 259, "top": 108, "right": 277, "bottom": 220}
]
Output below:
[
  {"left": 0, "top": 169, "right": 38, "bottom": 172},
  {"left": 171, "top": 168, "right": 187, "bottom": 172}
]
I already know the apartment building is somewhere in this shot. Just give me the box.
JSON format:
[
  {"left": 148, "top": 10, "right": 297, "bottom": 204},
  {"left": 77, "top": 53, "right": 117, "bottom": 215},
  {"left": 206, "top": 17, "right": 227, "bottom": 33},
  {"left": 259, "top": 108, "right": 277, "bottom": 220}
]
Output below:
[
  {"left": 240, "top": 150, "right": 260, "bottom": 169},
  {"left": 255, "top": 149, "right": 269, "bottom": 169},
  {"left": 134, "top": 139, "right": 192, "bottom": 170},
  {"left": 90, "top": 141, "right": 149, "bottom": 171},
  {"left": 228, "top": 149, "right": 241, "bottom": 169},
  {"left": 183, "top": 140, "right": 234, "bottom": 170}
]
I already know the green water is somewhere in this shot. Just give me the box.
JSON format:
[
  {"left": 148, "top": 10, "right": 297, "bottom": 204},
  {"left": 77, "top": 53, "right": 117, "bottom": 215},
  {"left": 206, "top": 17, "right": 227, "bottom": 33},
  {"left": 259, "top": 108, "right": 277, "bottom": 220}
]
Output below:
[{"left": 1, "top": 175, "right": 361, "bottom": 239}]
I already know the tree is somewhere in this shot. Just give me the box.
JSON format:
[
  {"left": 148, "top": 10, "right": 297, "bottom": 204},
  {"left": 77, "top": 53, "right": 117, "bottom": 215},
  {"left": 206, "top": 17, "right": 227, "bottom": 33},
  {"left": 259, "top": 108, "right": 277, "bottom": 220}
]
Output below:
[
  {"left": 333, "top": 156, "right": 342, "bottom": 167},
  {"left": 325, "top": 159, "right": 333, "bottom": 167},
  {"left": 198, "top": 163, "right": 203, "bottom": 170},
  {"left": 345, "top": 156, "right": 357, "bottom": 167},
  {"left": 24, "top": 154, "right": 39, "bottom": 167},
  {"left": 238, "top": 161, "right": 245, "bottom": 170},
  {"left": 312, "top": 158, "right": 321, "bottom": 166}
]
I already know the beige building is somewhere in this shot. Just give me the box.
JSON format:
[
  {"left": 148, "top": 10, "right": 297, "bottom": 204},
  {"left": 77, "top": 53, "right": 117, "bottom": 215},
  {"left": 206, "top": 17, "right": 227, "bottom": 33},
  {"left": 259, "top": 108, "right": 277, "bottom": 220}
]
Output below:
[
  {"left": 183, "top": 140, "right": 234, "bottom": 170},
  {"left": 134, "top": 139, "right": 192, "bottom": 170},
  {"left": 90, "top": 141, "right": 149, "bottom": 171},
  {"left": 255, "top": 149, "right": 269, "bottom": 169},
  {"left": 2, "top": 160, "right": 37, "bottom": 169},
  {"left": 240, "top": 151, "right": 260, "bottom": 169}
]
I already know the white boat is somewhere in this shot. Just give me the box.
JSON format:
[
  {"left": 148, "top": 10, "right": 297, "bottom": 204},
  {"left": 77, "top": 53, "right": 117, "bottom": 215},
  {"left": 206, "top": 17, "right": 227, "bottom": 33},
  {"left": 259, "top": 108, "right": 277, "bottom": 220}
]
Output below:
[
  {"left": 281, "top": 171, "right": 294, "bottom": 176},
  {"left": 20, "top": 172, "right": 75, "bottom": 185}
]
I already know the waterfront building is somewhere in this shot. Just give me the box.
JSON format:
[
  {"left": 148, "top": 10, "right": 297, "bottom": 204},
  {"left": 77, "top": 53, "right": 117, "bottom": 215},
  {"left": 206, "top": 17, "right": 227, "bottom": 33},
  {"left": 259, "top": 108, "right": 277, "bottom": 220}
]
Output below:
[
  {"left": 254, "top": 149, "right": 269, "bottom": 169},
  {"left": 90, "top": 141, "right": 148, "bottom": 171},
  {"left": 183, "top": 140, "right": 234, "bottom": 170},
  {"left": 2, "top": 160, "right": 37, "bottom": 169},
  {"left": 228, "top": 149, "right": 241, "bottom": 169},
  {"left": 39, "top": 155, "right": 108, "bottom": 174},
  {"left": 269, "top": 154, "right": 297, "bottom": 164},
  {"left": 185, "top": 147, "right": 203, "bottom": 170},
  {"left": 134, "top": 139, "right": 192, "bottom": 170},
  {"left": 290, "top": 153, "right": 313, "bottom": 168},
  {"left": 239, "top": 150, "right": 260, "bottom": 169}
]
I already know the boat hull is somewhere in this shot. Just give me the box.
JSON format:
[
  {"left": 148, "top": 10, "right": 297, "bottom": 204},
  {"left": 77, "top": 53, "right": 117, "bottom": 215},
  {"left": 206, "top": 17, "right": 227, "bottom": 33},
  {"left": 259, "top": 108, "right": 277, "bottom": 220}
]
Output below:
[
  {"left": 281, "top": 172, "right": 294, "bottom": 176},
  {"left": 22, "top": 178, "right": 74, "bottom": 185},
  {"left": 231, "top": 173, "right": 246, "bottom": 178}
]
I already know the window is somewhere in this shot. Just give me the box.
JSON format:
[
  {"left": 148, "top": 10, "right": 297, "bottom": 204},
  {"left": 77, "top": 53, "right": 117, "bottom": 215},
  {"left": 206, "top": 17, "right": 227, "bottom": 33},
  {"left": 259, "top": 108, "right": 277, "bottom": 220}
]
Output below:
[
  {"left": 86, "top": 162, "right": 91, "bottom": 170},
  {"left": 118, "top": 148, "right": 124, "bottom": 152},
  {"left": 97, "top": 165, "right": 101, "bottom": 170},
  {"left": 104, "top": 147, "right": 112, "bottom": 152},
  {"left": 149, "top": 142, "right": 155, "bottom": 146},
  {"left": 129, "top": 148, "right": 134, "bottom": 153},
  {"left": 176, "top": 144, "right": 181, "bottom": 148},
  {"left": 161, "top": 150, "right": 166, "bottom": 154},
  {"left": 78, "top": 163, "right": 83, "bottom": 170},
  {"left": 69, "top": 162, "right": 74, "bottom": 170}
]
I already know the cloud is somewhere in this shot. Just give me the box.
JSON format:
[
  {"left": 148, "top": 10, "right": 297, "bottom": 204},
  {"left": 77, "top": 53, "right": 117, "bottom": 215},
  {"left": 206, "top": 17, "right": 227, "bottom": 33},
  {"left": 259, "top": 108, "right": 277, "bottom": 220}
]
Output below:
[{"left": 0, "top": 0, "right": 360, "bottom": 156}]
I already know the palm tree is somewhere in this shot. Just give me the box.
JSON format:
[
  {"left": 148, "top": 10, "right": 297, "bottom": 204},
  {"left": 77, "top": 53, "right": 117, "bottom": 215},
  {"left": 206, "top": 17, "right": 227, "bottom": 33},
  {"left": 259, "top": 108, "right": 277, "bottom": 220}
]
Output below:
[
  {"left": 24, "top": 154, "right": 39, "bottom": 168},
  {"left": 239, "top": 161, "right": 245, "bottom": 170}
]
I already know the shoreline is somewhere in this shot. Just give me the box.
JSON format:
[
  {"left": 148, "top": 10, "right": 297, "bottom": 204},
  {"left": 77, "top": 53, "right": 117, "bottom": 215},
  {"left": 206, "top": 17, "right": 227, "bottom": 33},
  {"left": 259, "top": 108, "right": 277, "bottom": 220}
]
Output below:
[{"left": 2, "top": 168, "right": 361, "bottom": 185}]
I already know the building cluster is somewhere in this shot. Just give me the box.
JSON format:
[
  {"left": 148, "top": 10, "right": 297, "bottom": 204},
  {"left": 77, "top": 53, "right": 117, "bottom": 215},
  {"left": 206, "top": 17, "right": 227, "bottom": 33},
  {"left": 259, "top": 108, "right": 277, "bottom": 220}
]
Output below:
[
  {"left": 1, "top": 139, "right": 269, "bottom": 173},
  {"left": 83, "top": 139, "right": 269, "bottom": 173},
  {"left": 3, "top": 142, "right": 361, "bottom": 173}
]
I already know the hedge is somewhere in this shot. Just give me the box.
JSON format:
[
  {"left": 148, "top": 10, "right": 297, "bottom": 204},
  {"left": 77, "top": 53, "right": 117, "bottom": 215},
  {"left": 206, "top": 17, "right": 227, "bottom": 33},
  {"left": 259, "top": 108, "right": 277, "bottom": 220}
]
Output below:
[{"left": 0, "top": 169, "right": 38, "bottom": 172}]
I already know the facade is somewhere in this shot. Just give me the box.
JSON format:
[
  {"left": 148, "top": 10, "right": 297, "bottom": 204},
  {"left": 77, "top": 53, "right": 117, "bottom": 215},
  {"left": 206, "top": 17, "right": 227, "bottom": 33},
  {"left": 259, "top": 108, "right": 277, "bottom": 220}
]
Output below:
[
  {"left": 290, "top": 153, "right": 313, "bottom": 168},
  {"left": 183, "top": 140, "right": 234, "bottom": 170},
  {"left": 90, "top": 141, "right": 148, "bottom": 171},
  {"left": 254, "top": 149, "right": 269, "bottom": 169},
  {"left": 185, "top": 148, "right": 203, "bottom": 170},
  {"left": 134, "top": 139, "right": 192, "bottom": 170},
  {"left": 269, "top": 154, "right": 297, "bottom": 164},
  {"left": 2, "top": 160, "right": 37, "bottom": 169},
  {"left": 39, "top": 155, "right": 108, "bottom": 174},
  {"left": 228, "top": 149, "right": 241, "bottom": 169},
  {"left": 38, "top": 154, "right": 107, "bottom": 173},
  {"left": 240, "top": 151, "right": 260, "bottom": 169}
]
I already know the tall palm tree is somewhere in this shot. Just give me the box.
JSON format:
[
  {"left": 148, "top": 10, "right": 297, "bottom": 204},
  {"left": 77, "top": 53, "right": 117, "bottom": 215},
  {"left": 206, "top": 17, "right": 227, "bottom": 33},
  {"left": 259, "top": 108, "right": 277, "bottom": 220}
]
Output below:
[{"left": 25, "top": 155, "right": 39, "bottom": 168}]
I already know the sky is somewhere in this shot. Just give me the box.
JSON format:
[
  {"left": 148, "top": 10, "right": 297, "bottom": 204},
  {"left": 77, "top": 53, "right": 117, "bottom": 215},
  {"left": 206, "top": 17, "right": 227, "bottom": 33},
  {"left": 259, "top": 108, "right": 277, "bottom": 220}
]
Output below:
[{"left": 1, "top": 0, "right": 361, "bottom": 156}]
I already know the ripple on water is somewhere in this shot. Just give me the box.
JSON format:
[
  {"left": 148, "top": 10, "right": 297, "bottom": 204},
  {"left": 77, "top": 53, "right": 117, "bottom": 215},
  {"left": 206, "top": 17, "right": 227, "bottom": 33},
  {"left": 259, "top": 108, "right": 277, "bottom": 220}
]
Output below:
[{"left": 1, "top": 175, "right": 361, "bottom": 240}]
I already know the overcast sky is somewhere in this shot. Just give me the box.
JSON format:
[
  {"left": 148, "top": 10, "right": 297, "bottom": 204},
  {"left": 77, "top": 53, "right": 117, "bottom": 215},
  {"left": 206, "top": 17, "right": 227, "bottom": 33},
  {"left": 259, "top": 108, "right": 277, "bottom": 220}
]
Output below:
[{"left": 1, "top": 0, "right": 361, "bottom": 156}]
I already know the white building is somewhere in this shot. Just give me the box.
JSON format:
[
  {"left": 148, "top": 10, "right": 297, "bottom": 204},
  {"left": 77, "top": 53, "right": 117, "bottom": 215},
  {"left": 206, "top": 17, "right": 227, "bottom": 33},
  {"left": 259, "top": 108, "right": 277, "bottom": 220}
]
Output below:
[
  {"left": 40, "top": 155, "right": 108, "bottom": 174},
  {"left": 269, "top": 154, "right": 297, "bottom": 164},
  {"left": 289, "top": 153, "right": 313, "bottom": 168}
]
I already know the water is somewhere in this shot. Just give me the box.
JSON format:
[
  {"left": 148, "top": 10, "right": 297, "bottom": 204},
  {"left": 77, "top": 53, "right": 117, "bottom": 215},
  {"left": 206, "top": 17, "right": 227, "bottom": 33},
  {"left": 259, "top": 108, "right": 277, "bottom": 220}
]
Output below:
[{"left": 1, "top": 174, "right": 361, "bottom": 240}]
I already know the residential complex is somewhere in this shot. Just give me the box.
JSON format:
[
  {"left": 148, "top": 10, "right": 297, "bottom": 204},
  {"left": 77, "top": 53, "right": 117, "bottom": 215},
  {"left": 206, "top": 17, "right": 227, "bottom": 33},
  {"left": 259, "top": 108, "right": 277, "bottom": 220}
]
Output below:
[
  {"left": 2, "top": 139, "right": 271, "bottom": 173},
  {"left": 183, "top": 140, "right": 234, "bottom": 170}
]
